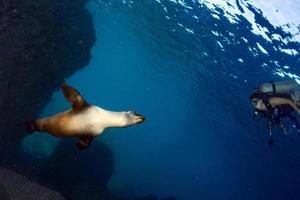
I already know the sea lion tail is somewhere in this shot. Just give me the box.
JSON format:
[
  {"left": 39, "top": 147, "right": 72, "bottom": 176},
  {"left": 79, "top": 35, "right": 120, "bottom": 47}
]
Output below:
[{"left": 24, "top": 120, "right": 38, "bottom": 133}]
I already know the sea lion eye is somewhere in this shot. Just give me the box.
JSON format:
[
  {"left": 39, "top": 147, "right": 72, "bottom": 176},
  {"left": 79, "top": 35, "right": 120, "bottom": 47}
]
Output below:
[
  {"left": 127, "top": 111, "right": 135, "bottom": 116},
  {"left": 128, "top": 111, "right": 137, "bottom": 115}
]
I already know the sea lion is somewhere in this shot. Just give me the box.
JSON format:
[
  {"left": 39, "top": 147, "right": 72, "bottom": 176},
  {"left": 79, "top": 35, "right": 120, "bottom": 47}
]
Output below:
[{"left": 25, "top": 83, "right": 145, "bottom": 149}]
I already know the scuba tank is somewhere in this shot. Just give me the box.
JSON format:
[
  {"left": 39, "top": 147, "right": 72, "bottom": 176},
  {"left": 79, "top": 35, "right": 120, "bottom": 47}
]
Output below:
[{"left": 258, "top": 80, "right": 298, "bottom": 94}]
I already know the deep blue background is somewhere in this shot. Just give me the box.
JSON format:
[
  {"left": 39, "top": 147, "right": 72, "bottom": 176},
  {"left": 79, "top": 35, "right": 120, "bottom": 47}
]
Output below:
[{"left": 23, "top": 1, "right": 300, "bottom": 199}]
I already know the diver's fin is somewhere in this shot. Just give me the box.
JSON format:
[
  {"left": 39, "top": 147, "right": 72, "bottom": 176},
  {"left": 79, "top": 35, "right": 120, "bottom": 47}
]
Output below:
[
  {"left": 24, "top": 120, "right": 38, "bottom": 133},
  {"left": 61, "top": 83, "right": 88, "bottom": 110},
  {"left": 268, "top": 138, "right": 274, "bottom": 146},
  {"left": 76, "top": 137, "right": 93, "bottom": 150}
]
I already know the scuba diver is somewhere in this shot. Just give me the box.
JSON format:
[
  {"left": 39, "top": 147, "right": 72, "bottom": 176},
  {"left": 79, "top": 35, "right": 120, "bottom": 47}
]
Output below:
[{"left": 250, "top": 80, "right": 300, "bottom": 146}]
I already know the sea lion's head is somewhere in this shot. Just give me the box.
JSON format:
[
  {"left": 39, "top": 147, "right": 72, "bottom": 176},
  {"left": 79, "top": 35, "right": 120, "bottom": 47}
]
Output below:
[{"left": 125, "top": 111, "right": 145, "bottom": 126}]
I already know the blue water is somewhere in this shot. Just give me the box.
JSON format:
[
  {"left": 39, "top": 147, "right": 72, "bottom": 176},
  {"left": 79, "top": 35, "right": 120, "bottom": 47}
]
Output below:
[{"left": 23, "top": 0, "right": 300, "bottom": 199}]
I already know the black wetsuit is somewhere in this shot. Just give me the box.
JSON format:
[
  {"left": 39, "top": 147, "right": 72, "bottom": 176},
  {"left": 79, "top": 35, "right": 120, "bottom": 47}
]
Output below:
[{"left": 270, "top": 105, "right": 299, "bottom": 128}]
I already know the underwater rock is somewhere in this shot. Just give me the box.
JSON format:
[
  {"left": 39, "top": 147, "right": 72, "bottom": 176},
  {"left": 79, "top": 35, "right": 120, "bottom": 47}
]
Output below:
[
  {"left": 4, "top": 139, "right": 117, "bottom": 200},
  {"left": 39, "top": 140, "right": 115, "bottom": 200},
  {"left": 0, "top": 0, "right": 95, "bottom": 155},
  {"left": 0, "top": 167, "right": 65, "bottom": 200}
]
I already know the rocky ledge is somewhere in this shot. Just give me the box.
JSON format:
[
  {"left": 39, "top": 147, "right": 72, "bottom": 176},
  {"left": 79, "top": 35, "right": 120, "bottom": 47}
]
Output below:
[
  {"left": 0, "top": 0, "right": 95, "bottom": 151},
  {"left": 0, "top": 167, "right": 65, "bottom": 200}
]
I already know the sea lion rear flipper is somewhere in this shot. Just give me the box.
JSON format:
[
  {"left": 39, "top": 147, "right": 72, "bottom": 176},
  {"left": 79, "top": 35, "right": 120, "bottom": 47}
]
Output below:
[
  {"left": 61, "top": 83, "right": 88, "bottom": 109},
  {"left": 24, "top": 120, "right": 39, "bottom": 133},
  {"left": 76, "top": 137, "right": 93, "bottom": 150}
]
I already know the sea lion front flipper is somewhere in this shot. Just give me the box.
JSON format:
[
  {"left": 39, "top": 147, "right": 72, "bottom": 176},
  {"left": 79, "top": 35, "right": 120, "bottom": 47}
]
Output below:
[
  {"left": 76, "top": 137, "right": 93, "bottom": 150},
  {"left": 61, "top": 83, "right": 88, "bottom": 109}
]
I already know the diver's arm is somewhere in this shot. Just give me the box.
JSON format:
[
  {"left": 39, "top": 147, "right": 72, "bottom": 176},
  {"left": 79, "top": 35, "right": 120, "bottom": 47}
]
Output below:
[{"left": 269, "top": 97, "right": 300, "bottom": 115}]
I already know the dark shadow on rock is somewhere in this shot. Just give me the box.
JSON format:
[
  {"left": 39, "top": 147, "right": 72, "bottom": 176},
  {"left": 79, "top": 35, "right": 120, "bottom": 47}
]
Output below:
[
  {"left": 0, "top": 167, "right": 65, "bottom": 200},
  {"left": 40, "top": 139, "right": 114, "bottom": 200},
  {"left": 5, "top": 139, "right": 117, "bottom": 200},
  {"left": 0, "top": 184, "right": 10, "bottom": 200}
]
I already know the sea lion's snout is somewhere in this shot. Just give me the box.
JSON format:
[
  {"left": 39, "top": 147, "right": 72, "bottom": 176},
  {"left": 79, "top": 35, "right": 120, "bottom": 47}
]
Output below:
[
  {"left": 135, "top": 113, "right": 145, "bottom": 124},
  {"left": 127, "top": 111, "right": 145, "bottom": 125}
]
